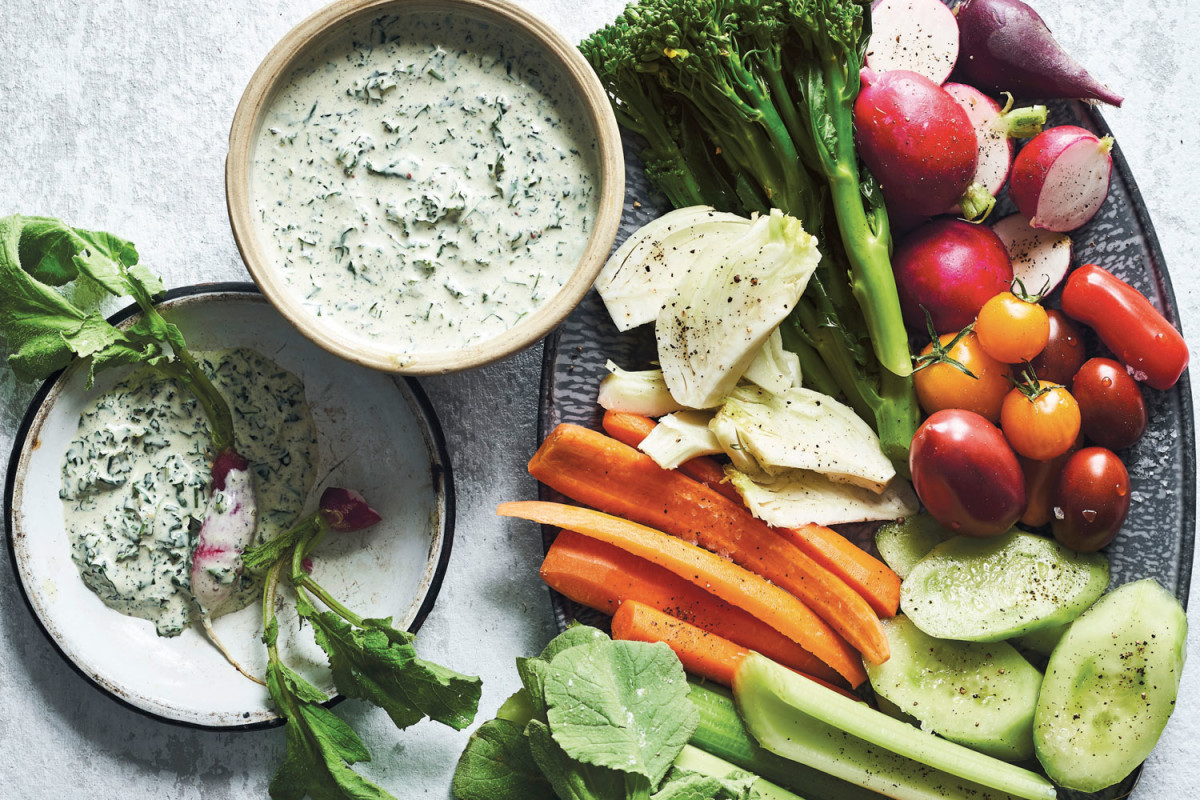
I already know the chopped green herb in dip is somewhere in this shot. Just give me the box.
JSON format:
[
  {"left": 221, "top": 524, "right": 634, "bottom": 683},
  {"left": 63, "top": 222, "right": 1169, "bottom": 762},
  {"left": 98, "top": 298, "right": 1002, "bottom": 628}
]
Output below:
[
  {"left": 250, "top": 11, "right": 600, "bottom": 354},
  {"left": 60, "top": 347, "right": 318, "bottom": 636}
]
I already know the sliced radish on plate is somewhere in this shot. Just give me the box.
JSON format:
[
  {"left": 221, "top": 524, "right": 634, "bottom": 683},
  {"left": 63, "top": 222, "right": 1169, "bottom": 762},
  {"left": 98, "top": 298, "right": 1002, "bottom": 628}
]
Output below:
[
  {"left": 1010, "top": 125, "right": 1113, "bottom": 232},
  {"left": 867, "top": 0, "right": 959, "bottom": 85},
  {"left": 991, "top": 213, "right": 1073, "bottom": 296}
]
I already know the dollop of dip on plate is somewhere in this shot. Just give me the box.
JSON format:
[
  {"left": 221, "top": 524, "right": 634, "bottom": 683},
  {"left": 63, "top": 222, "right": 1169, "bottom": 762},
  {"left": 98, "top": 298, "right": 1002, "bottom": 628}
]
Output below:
[
  {"left": 60, "top": 347, "right": 318, "bottom": 636},
  {"left": 250, "top": 10, "right": 601, "bottom": 355}
]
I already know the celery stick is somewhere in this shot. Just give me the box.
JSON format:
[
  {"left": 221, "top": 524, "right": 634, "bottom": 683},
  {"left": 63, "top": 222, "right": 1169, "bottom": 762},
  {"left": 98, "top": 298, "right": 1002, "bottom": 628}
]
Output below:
[
  {"left": 735, "top": 654, "right": 1056, "bottom": 800},
  {"left": 687, "top": 682, "right": 878, "bottom": 800},
  {"left": 673, "top": 745, "right": 805, "bottom": 800}
]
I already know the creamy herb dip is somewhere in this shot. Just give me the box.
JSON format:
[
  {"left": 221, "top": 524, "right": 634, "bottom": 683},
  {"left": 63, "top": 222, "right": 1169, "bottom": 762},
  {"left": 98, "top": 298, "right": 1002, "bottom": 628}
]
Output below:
[
  {"left": 250, "top": 11, "right": 600, "bottom": 354},
  {"left": 60, "top": 348, "right": 318, "bottom": 636}
]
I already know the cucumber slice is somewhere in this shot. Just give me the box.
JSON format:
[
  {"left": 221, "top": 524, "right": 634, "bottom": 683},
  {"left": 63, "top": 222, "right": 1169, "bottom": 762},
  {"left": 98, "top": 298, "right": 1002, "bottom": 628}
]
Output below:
[
  {"left": 901, "top": 530, "right": 1108, "bottom": 641},
  {"left": 1012, "top": 622, "right": 1069, "bottom": 658},
  {"left": 1034, "top": 579, "right": 1187, "bottom": 792},
  {"left": 866, "top": 616, "right": 1042, "bottom": 761},
  {"left": 875, "top": 513, "right": 955, "bottom": 578},
  {"left": 734, "top": 654, "right": 1056, "bottom": 800}
]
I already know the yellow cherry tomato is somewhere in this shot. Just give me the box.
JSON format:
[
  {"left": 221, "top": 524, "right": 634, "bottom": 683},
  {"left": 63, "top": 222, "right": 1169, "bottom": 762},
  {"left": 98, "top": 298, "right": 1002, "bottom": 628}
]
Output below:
[
  {"left": 1000, "top": 381, "right": 1081, "bottom": 460},
  {"left": 913, "top": 329, "right": 1011, "bottom": 423},
  {"left": 976, "top": 292, "right": 1051, "bottom": 364}
]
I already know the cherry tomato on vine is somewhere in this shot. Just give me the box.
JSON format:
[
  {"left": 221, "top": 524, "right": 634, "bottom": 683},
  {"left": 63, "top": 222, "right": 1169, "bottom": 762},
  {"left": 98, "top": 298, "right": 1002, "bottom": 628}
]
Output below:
[
  {"left": 1000, "top": 380, "right": 1081, "bottom": 460},
  {"left": 1052, "top": 447, "right": 1130, "bottom": 552},
  {"left": 913, "top": 329, "right": 1010, "bottom": 422},
  {"left": 975, "top": 291, "right": 1050, "bottom": 364}
]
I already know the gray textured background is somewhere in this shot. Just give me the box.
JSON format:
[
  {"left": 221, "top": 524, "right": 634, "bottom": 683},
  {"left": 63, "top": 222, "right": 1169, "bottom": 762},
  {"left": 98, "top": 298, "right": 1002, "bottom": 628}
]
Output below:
[{"left": 0, "top": 0, "right": 1197, "bottom": 796}]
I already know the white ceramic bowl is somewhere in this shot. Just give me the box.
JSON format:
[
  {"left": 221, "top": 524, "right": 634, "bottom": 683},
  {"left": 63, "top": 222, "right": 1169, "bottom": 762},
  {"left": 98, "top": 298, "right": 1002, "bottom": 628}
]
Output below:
[
  {"left": 226, "top": 0, "right": 624, "bottom": 374},
  {"left": 4, "top": 285, "right": 454, "bottom": 729}
]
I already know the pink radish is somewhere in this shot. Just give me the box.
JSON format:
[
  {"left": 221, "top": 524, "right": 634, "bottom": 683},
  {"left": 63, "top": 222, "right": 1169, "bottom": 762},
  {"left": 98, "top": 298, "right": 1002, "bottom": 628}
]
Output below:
[
  {"left": 893, "top": 219, "right": 1013, "bottom": 334},
  {"left": 854, "top": 69, "right": 978, "bottom": 218},
  {"left": 188, "top": 449, "right": 262, "bottom": 683},
  {"left": 1009, "top": 125, "right": 1113, "bottom": 232},
  {"left": 190, "top": 450, "right": 257, "bottom": 618},
  {"left": 942, "top": 83, "right": 1046, "bottom": 215},
  {"left": 991, "top": 213, "right": 1073, "bottom": 295},
  {"left": 867, "top": 0, "right": 959, "bottom": 85},
  {"left": 954, "top": 0, "right": 1123, "bottom": 106}
]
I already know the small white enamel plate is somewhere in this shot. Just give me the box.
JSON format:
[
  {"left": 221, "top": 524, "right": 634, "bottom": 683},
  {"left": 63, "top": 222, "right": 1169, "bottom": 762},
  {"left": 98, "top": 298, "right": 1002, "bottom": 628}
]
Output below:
[{"left": 5, "top": 285, "right": 453, "bottom": 729}]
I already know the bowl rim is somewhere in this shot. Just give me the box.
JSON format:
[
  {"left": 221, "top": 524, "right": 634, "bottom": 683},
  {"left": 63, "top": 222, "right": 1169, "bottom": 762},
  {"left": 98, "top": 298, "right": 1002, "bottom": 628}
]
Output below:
[
  {"left": 2, "top": 282, "right": 457, "bottom": 731},
  {"left": 225, "top": 0, "right": 625, "bottom": 375}
]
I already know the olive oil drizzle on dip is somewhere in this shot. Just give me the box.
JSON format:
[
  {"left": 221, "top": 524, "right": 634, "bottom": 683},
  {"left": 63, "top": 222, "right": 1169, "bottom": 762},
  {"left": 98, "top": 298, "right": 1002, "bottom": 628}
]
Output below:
[
  {"left": 60, "top": 348, "right": 318, "bottom": 636},
  {"left": 250, "top": 12, "right": 601, "bottom": 355}
]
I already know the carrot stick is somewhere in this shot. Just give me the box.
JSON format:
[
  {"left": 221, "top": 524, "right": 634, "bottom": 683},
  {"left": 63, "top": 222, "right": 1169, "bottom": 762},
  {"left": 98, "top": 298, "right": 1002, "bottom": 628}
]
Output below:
[
  {"left": 542, "top": 530, "right": 842, "bottom": 684},
  {"left": 601, "top": 410, "right": 741, "bottom": 502},
  {"left": 613, "top": 599, "right": 748, "bottom": 685},
  {"left": 604, "top": 412, "right": 900, "bottom": 615},
  {"left": 527, "top": 424, "right": 889, "bottom": 665},
  {"left": 781, "top": 525, "right": 902, "bottom": 618},
  {"left": 612, "top": 600, "right": 861, "bottom": 701},
  {"left": 499, "top": 500, "right": 868, "bottom": 687}
]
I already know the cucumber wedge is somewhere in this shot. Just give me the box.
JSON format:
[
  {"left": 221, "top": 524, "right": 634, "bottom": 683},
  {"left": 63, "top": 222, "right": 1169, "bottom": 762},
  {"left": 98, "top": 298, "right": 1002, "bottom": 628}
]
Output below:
[
  {"left": 1034, "top": 579, "right": 1187, "bottom": 792},
  {"left": 867, "top": 616, "right": 1042, "bottom": 761},
  {"left": 875, "top": 513, "right": 955, "bottom": 579},
  {"left": 734, "top": 654, "right": 1057, "bottom": 800},
  {"left": 901, "top": 530, "right": 1108, "bottom": 641}
]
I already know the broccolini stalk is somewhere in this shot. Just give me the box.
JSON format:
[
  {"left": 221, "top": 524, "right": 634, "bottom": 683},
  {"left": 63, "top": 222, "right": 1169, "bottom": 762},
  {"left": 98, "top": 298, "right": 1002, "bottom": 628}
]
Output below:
[{"left": 581, "top": 0, "right": 920, "bottom": 466}]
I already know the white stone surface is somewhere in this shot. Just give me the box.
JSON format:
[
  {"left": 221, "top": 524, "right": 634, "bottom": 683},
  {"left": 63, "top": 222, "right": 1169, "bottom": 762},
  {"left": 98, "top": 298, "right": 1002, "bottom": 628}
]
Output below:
[{"left": 0, "top": 0, "right": 1196, "bottom": 796}]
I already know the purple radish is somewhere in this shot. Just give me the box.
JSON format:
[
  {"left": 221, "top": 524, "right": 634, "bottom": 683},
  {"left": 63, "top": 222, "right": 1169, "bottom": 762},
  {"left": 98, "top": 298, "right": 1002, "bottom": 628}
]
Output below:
[
  {"left": 319, "top": 487, "right": 383, "bottom": 532},
  {"left": 991, "top": 213, "right": 1073, "bottom": 295},
  {"left": 854, "top": 69, "right": 978, "bottom": 217},
  {"left": 893, "top": 218, "right": 1013, "bottom": 334},
  {"left": 867, "top": 0, "right": 959, "bottom": 84},
  {"left": 942, "top": 83, "right": 1046, "bottom": 215},
  {"left": 954, "top": 0, "right": 1123, "bottom": 106},
  {"left": 1010, "top": 125, "right": 1113, "bottom": 232}
]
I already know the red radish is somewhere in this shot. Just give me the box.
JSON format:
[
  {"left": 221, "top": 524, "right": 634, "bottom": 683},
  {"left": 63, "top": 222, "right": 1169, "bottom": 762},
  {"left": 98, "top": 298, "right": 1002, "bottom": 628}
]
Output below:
[
  {"left": 954, "top": 0, "right": 1123, "bottom": 106},
  {"left": 893, "top": 219, "right": 1013, "bottom": 334},
  {"left": 867, "top": 0, "right": 959, "bottom": 85},
  {"left": 942, "top": 84, "right": 1046, "bottom": 215},
  {"left": 854, "top": 68, "right": 978, "bottom": 217},
  {"left": 990, "top": 212, "right": 1072, "bottom": 295},
  {"left": 1010, "top": 126, "right": 1113, "bottom": 232},
  {"left": 188, "top": 449, "right": 261, "bottom": 684},
  {"left": 190, "top": 450, "right": 257, "bottom": 618}
]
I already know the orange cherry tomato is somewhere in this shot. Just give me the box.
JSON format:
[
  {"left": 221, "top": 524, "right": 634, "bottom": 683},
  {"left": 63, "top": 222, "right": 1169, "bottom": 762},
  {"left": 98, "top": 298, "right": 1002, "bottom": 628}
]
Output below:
[
  {"left": 1000, "top": 381, "right": 1081, "bottom": 460},
  {"left": 976, "top": 292, "right": 1050, "bottom": 364},
  {"left": 913, "top": 329, "right": 1011, "bottom": 423}
]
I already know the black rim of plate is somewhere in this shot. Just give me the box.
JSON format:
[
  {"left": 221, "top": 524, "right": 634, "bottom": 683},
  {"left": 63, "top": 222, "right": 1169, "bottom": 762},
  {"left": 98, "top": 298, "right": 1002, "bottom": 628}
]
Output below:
[{"left": 3, "top": 282, "right": 457, "bottom": 732}]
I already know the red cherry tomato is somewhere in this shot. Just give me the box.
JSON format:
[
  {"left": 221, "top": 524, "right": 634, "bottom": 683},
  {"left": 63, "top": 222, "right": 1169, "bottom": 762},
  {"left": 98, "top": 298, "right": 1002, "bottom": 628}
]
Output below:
[
  {"left": 910, "top": 409, "right": 1026, "bottom": 537},
  {"left": 1052, "top": 447, "right": 1131, "bottom": 552},
  {"left": 975, "top": 292, "right": 1050, "bottom": 364},
  {"left": 1072, "top": 357, "right": 1148, "bottom": 450},
  {"left": 1018, "top": 432, "right": 1083, "bottom": 528},
  {"left": 1061, "top": 264, "right": 1189, "bottom": 390},
  {"left": 1029, "top": 310, "right": 1087, "bottom": 386},
  {"left": 1000, "top": 382, "right": 1081, "bottom": 461}
]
